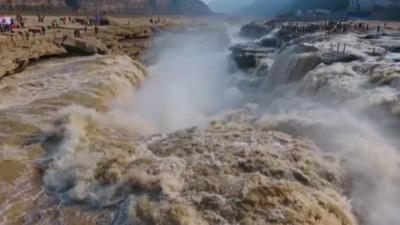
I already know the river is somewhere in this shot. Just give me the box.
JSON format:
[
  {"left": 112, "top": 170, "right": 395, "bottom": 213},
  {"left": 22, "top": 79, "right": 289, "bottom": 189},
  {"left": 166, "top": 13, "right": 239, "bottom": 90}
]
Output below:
[{"left": 1, "top": 23, "right": 400, "bottom": 225}]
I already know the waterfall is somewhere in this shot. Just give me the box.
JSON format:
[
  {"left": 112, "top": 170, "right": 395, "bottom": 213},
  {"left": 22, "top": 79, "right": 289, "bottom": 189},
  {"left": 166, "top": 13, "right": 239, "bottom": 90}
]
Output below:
[
  {"left": 259, "top": 27, "right": 281, "bottom": 40},
  {"left": 262, "top": 45, "right": 322, "bottom": 92}
]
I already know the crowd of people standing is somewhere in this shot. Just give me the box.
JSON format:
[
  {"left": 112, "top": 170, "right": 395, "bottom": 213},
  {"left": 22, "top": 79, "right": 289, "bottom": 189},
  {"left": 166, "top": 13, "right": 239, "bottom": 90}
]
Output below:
[
  {"left": 0, "top": 16, "right": 14, "bottom": 33},
  {"left": 149, "top": 16, "right": 185, "bottom": 26},
  {"left": 279, "top": 20, "right": 391, "bottom": 36}
]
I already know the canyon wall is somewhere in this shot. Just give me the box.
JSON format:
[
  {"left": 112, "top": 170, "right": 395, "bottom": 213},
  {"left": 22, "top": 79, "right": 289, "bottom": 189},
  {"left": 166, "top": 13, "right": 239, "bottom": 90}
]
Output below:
[
  {"left": 0, "top": 0, "right": 67, "bottom": 10},
  {"left": 0, "top": 0, "right": 212, "bottom": 15}
]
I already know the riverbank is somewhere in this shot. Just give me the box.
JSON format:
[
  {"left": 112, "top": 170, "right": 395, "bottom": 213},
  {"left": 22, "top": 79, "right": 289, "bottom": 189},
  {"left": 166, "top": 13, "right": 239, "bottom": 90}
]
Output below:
[
  {"left": 0, "top": 15, "right": 200, "bottom": 79},
  {"left": 0, "top": 15, "right": 207, "bottom": 225}
]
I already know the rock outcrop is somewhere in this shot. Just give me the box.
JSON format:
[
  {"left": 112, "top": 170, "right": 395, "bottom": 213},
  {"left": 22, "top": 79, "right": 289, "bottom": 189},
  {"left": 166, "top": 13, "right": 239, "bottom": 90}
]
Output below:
[
  {"left": 230, "top": 42, "right": 275, "bottom": 69},
  {"left": 0, "top": 33, "right": 116, "bottom": 79},
  {"left": 0, "top": 16, "right": 197, "bottom": 79},
  {"left": 240, "top": 22, "right": 274, "bottom": 39},
  {"left": 0, "top": 35, "right": 67, "bottom": 79},
  {"left": 54, "top": 36, "right": 107, "bottom": 55},
  {"left": 0, "top": 0, "right": 67, "bottom": 10},
  {"left": 0, "top": 0, "right": 212, "bottom": 15}
]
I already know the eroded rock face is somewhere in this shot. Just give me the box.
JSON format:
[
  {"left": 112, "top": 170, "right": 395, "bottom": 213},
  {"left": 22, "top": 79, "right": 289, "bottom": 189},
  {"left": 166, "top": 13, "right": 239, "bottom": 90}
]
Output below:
[
  {"left": 40, "top": 107, "right": 356, "bottom": 225},
  {"left": 230, "top": 42, "right": 275, "bottom": 69},
  {"left": 319, "top": 52, "right": 361, "bottom": 65},
  {"left": 0, "top": 37, "right": 67, "bottom": 79},
  {"left": 0, "top": 0, "right": 67, "bottom": 10},
  {"left": 240, "top": 22, "right": 274, "bottom": 39},
  {"left": 0, "top": 0, "right": 212, "bottom": 15},
  {"left": 260, "top": 37, "right": 279, "bottom": 47},
  {"left": 53, "top": 37, "right": 108, "bottom": 55}
]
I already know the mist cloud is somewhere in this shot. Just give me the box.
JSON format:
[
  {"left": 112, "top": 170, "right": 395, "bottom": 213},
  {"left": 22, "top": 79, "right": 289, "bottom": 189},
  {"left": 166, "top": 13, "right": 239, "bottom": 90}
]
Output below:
[{"left": 110, "top": 29, "right": 243, "bottom": 134}]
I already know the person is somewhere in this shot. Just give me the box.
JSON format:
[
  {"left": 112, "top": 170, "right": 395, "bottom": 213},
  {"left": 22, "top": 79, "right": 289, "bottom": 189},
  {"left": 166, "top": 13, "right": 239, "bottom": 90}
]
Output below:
[
  {"left": 25, "top": 31, "right": 30, "bottom": 40},
  {"left": 94, "top": 26, "right": 98, "bottom": 35},
  {"left": 16, "top": 14, "right": 22, "bottom": 23},
  {"left": 0, "top": 17, "right": 12, "bottom": 33},
  {"left": 377, "top": 24, "right": 381, "bottom": 33},
  {"left": 52, "top": 19, "right": 58, "bottom": 28},
  {"left": 74, "top": 29, "right": 81, "bottom": 38}
]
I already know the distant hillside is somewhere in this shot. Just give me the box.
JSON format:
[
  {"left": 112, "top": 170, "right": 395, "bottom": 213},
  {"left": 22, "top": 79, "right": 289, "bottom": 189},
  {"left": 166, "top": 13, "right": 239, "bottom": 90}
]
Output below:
[
  {"left": 208, "top": 0, "right": 253, "bottom": 14},
  {"left": 206, "top": 0, "right": 348, "bottom": 18},
  {"left": 208, "top": 0, "right": 400, "bottom": 20},
  {"left": 291, "top": 0, "right": 349, "bottom": 11},
  {"left": 208, "top": 0, "right": 349, "bottom": 18},
  {"left": 238, "top": 0, "right": 294, "bottom": 18},
  {"left": 0, "top": 0, "right": 212, "bottom": 15}
]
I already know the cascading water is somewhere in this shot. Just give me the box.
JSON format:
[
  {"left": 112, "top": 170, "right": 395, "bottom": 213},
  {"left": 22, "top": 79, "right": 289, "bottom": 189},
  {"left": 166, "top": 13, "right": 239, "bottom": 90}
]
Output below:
[
  {"left": 257, "top": 31, "right": 400, "bottom": 225},
  {"left": 261, "top": 45, "right": 321, "bottom": 92},
  {"left": 0, "top": 55, "right": 147, "bottom": 225},
  {"left": 1, "top": 20, "right": 400, "bottom": 225},
  {"left": 259, "top": 27, "right": 281, "bottom": 40},
  {"left": 109, "top": 30, "right": 243, "bottom": 134}
]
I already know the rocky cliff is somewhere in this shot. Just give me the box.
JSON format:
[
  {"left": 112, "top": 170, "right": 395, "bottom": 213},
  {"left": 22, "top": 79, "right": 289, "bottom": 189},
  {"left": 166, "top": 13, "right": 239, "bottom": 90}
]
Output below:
[
  {"left": 0, "top": 0, "right": 67, "bottom": 10},
  {"left": 0, "top": 0, "right": 212, "bottom": 15}
]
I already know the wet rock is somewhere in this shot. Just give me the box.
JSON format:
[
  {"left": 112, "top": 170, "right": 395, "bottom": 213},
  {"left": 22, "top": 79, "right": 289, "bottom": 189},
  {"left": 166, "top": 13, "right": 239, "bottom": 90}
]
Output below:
[
  {"left": 284, "top": 44, "right": 319, "bottom": 54},
  {"left": 260, "top": 37, "right": 279, "bottom": 48},
  {"left": 388, "top": 45, "right": 400, "bottom": 53},
  {"left": 361, "top": 34, "right": 381, "bottom": 39},
  {"left": 240, "top": 22, "right": 273, "bottom": 39},
  {"left": 230, "top": 42, "right": 275, "bottom": 69},
  {"left": 232, "top": 52, "right": 258, "bottom": 69},
  {"left": 276, "top": 28, "right": 303, "bottom": 42},
  {"left": 54, "top": 37, "right": 108, "bottom": 55},
  {"left": 319, "top": 51, "right": 362, "bottom": 65},
  {"left": 0, "top": 39, "right": 67, "bottom": 78}
]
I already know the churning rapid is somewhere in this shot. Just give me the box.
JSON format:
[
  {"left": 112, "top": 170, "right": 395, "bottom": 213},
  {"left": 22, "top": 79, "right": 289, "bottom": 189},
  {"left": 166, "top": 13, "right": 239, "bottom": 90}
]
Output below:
[{"left": 1, "top": 21, "right": 400, "bottom": 225}]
